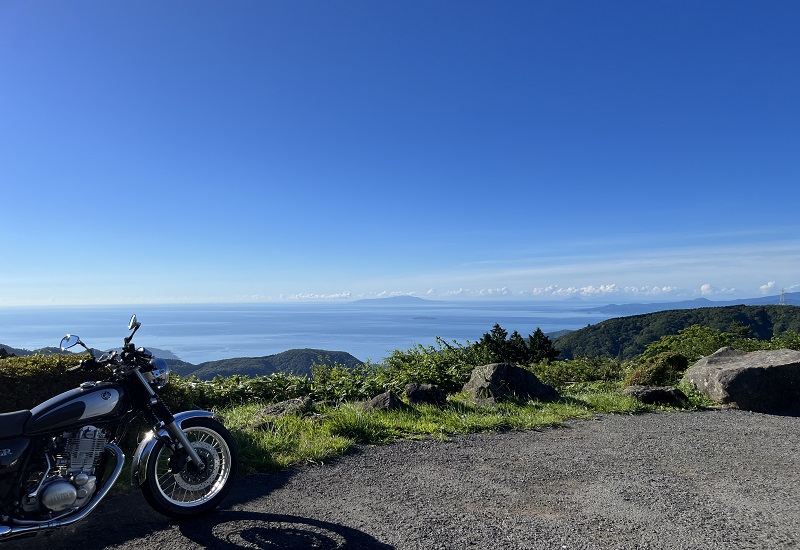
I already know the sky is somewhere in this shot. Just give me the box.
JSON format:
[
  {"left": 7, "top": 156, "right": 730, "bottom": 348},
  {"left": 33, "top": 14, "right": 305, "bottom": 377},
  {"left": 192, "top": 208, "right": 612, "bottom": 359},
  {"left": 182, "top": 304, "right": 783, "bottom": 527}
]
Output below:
[{"left": 1, "top": 1, "right": 799, "bottom": 306}]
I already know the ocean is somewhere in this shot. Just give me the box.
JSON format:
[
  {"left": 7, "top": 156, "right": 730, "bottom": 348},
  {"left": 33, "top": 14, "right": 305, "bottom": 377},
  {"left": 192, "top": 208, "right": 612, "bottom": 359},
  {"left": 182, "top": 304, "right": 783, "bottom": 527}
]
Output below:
[{"left": 0, "top": 300, "right": 612, "bottom": 364}]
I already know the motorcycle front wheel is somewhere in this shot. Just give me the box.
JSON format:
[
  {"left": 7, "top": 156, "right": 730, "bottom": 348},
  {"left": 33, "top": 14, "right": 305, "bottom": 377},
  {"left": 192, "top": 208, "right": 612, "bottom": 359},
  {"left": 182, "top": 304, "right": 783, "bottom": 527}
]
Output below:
[{"left": 140, "top": 416, "right": 238, "bottom": 518}]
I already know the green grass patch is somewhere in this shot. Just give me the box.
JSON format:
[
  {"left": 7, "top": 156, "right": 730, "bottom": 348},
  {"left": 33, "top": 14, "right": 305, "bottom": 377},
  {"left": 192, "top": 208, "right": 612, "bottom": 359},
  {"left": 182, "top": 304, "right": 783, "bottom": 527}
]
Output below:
[
  {"left": 217, "top": 391, "right": 650, "bottom": 474},
  {"left": 675, "top": 379, "right": 719, "bottom": 409}
]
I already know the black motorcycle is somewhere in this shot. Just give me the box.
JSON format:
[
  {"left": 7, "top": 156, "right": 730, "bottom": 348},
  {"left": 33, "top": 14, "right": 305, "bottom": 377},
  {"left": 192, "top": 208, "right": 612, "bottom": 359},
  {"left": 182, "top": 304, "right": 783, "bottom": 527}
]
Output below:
[{"left": 0, "top": 315, "right": 238, "bottom": 541}]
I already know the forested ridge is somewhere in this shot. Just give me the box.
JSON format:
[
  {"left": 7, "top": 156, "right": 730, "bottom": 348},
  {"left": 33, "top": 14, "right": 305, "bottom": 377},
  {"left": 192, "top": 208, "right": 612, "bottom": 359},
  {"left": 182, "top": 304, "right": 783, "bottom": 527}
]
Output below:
[
  {"left": 166, "top": 348, "right": 363, "bottom": 380},
  {"left": 554, "top": 305, "right": 800, "bottom": 360}
]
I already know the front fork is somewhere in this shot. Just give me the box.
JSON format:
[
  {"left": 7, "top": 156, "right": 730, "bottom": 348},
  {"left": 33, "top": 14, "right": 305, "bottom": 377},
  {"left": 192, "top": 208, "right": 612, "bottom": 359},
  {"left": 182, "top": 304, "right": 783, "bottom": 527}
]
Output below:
[
  {"left": 131, "top": 410, "right": 215, "bottom": 486},
  {"left": 132, "top": 369, "right": 204, "bottom": 468},
  {"left": 163, "top": 420, "right": 204, "bottom": 468}
]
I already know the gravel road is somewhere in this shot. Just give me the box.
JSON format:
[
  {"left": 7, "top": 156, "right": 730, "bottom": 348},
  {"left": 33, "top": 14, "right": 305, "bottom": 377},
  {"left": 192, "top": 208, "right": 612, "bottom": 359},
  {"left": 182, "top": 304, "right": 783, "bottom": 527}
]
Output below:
[{"left": 5, "top": 409, "right": 799, "bottom": 549}]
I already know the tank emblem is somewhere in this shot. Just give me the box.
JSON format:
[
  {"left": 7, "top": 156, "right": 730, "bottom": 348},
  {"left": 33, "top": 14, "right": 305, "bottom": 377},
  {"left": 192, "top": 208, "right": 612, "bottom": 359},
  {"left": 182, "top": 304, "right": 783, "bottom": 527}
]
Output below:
[
  {"left": 102, "top": 391, "right": 112, "bottom": 400},
  {"left": 0, "top": 449, "right": 11, "bottom": 457}
]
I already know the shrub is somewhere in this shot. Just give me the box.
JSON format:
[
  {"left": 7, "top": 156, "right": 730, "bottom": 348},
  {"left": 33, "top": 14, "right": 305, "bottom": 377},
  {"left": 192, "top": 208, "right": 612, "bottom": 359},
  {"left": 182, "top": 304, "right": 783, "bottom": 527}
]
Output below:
[
  {"left": 377, "top": 337, "right": 486, "bottom": 393},
  {"left": 766, "top": 331, "right": 800, "bottom": 351},
  {"left": 163, "top": 372, "right": 315, "bottom": 411},
  {"left": 0, "top": 353, "right": 87, "bottom": 412},
  {"left": 530, "top": 356, "right": 625, "bottom": 389},
  {"left": 310, "top": 360, "right": 383, "bottom": 402},
  {"left": 623, "top": 351, "right": 689, "bottom": 387},
  {"left": 639, "top": 325, "right": 730, "bottom": 364}
]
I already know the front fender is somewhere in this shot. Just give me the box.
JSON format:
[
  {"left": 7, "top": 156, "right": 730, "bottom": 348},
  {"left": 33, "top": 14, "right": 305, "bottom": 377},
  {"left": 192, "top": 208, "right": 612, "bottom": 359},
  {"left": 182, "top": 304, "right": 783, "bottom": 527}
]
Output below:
[{"left": 131, "top": 410, "right": 215, "bottom": 486}]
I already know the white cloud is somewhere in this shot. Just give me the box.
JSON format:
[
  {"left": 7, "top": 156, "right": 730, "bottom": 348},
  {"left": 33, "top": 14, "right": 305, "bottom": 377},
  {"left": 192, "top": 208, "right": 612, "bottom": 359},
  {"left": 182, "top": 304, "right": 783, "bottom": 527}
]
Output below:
[
  {"left": 698, "top": 284, "right": 736, "bottom": 296},
  {"left": 529, "top": 284, "right": 621, "bottom": 297},
  {"left": 281, "top": 292, "right": 352, "bottom": 300},
  {"left": 478, "top": 287, "right": 509, "bottom": 296},
  {"left": 531, "top": 285, "right": 560, "bottom": 296},
  {"left": 443, "top": 288, "right": 469, "bottom": 296},
  {"left": 622, "top": 286, "right": 678, "bottom": 296},
  {"left": 760, "top": 281, "right": 777, "bottom": 293}
]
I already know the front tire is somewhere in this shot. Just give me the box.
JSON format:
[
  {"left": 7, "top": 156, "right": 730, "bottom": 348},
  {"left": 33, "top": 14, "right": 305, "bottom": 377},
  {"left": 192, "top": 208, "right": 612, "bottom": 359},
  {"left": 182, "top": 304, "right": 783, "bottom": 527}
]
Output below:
[{"left": 140, "top": 416, "right": 238, "bottom": 519}]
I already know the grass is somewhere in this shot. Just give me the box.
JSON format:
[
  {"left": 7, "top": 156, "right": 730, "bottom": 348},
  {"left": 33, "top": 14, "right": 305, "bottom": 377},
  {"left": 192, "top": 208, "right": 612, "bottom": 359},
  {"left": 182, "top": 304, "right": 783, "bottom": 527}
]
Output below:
[{"left": 218, "top": 389, "right": 655, "bottom": 474}]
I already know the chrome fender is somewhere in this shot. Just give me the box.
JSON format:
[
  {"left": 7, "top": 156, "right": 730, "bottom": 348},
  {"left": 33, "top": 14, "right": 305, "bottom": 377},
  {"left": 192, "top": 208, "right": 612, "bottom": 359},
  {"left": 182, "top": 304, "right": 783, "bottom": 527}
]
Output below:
[{"left": 131, "top": 410, "right": 214, "bottom": 486}]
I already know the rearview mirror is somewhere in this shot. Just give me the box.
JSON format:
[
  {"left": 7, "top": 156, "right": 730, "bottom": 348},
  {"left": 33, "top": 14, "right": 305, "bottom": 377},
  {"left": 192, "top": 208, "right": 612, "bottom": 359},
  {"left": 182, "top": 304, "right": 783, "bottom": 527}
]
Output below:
[
  {"left": 60, "top": 334, "right": 81, "bottom": 350},
  {"left": 128, "top": 314, "right": 141, "bottom": 330}
]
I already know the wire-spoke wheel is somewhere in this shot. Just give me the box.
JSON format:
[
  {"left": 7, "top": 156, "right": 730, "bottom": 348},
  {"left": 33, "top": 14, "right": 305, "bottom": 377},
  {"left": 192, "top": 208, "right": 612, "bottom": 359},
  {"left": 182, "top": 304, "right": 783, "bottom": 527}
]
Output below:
[{"left": 140, "top": 417, "right": 238, "bottom": 518}]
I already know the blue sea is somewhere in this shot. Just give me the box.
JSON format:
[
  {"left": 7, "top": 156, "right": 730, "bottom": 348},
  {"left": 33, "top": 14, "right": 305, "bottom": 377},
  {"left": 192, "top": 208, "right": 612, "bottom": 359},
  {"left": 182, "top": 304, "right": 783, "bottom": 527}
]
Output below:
[{"left": 0, "top": 301, "right": 612, "bottom": 364}]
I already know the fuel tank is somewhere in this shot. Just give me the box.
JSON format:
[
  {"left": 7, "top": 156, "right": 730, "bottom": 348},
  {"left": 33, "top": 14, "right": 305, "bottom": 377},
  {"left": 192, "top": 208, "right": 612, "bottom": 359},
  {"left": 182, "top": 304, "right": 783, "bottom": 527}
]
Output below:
[{"left": 25, "top": 382, "right": 127, "bottom": 435}]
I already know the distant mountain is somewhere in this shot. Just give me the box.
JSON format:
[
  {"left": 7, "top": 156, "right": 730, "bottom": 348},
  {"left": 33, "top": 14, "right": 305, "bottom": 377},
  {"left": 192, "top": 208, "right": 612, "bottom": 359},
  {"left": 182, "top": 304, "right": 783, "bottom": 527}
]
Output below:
[
  {"left": 0, "top": 344, "right": 69, "bottom": 357},
  {"left": 555, "top": 304, "right": 800, "bottom": 360},
  {"left": 165, "top": 348, "right": 363, "bottom": 380},
  {"left": 113, "top": 347, "right": 181, "bottom": 360},
  {"left": 582, "top": 293, "right": 799, "bottom": 315},
  {"left": 545, "top": 329, "right": 573, "bottom": 339},
  {"left": 0, "top": 344, "right": 181, "bottom": 360}
]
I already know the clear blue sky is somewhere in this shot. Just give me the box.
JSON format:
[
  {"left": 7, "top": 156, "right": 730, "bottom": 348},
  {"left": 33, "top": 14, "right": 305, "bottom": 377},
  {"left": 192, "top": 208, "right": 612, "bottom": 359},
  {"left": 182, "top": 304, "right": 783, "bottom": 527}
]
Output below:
[{"left": 2, "top": 1, "right": 798, "bottom": 306}]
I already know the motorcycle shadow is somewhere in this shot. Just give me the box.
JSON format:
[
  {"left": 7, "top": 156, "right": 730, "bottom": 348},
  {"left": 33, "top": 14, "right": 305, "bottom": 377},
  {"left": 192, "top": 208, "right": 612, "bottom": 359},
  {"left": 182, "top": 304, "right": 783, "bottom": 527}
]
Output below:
[
  {"left": 178, "top": 510, "right": 394, "bottom": 549},
  {"left": 2, "top": 471, "right": 393, "bottom": 550}
]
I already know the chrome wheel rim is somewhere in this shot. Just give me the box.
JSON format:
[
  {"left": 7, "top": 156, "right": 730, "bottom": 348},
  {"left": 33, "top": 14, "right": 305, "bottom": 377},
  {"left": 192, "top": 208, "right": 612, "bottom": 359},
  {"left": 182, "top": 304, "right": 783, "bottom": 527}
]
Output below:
[{"left": 154, "top": 426, "right": 232, "bottom": 506}]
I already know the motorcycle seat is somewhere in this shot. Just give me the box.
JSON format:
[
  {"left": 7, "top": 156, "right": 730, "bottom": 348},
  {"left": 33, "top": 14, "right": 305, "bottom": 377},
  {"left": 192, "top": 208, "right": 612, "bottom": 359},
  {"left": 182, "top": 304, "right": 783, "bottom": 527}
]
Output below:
[{"left": 0, "top": 410, "right": 32, "bottom": 438}]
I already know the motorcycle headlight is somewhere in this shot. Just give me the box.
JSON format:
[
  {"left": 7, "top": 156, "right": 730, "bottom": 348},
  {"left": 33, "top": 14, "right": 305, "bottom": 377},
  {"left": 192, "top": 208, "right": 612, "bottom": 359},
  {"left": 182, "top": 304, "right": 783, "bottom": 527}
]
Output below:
[{"left": 144, "top": 357, "right": 170, "bottom": 389}]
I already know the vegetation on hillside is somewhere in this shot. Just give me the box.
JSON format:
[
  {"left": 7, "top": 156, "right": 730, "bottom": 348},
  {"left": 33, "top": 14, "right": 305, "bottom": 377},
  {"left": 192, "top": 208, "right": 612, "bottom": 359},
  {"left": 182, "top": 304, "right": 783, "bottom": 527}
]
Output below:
[
  {"left": 554, "top": 305, "right": 800, "bottom": 360},
  {"left": 167, "top": 348, "right": 362, "bottom": 380},
  {"left": 3, "top": 305, "right": 800, "bottom": 473}
]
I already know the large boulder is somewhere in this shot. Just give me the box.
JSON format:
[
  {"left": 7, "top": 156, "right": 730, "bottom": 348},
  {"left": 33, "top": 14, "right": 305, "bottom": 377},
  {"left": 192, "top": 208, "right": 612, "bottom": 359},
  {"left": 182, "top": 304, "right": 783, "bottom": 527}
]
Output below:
[
  {"left": 250, "top": 396, "right": 315, "bottom": 431},
  {"left": 405, "top": 383, "right": 447, "bottom": 406},
  {"left": 360, "top": 391, "right": 409, "bottom": 412},
  {"left": 462, "top": 363, "right": 558, "bottom": 402},
  {"left": 683, "top": 347, "right": 800, "bottom": 412}
]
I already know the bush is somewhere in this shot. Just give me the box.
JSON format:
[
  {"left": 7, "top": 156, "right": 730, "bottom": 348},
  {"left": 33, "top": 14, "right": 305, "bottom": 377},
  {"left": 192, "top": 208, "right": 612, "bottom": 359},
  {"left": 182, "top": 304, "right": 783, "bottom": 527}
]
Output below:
[
  {"left": 623, "top": 351, "right": 689, "bottom": 387},
  {"left": 163, "top": 372, "right": 315, "bottom": 411},
  {"left": 310, "top": 361, "right": 383, "bottom": 402},
  {"left": 377, "top": 337, "right": 486, "bottom": 393},
  {"left": 530, "top": 357, "right": 625, "bottom": 389},
  {"left": 639, "top": 325, "right": 730, "bottom": 364},
  {"left": 0, "top": 353, "right": 87, "bottom": 412}
]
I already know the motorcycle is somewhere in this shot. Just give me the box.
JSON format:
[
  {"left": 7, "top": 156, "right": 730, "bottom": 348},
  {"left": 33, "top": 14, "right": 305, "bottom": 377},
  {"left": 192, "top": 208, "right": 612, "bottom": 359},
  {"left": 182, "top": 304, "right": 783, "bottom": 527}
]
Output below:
[{"left": 0, "top": 315, "right": 238, "bottom": 541}]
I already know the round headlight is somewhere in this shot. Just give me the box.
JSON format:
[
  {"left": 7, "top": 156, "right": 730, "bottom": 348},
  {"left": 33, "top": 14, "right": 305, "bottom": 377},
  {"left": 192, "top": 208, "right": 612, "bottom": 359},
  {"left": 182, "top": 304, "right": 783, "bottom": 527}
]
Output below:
[{"left": 146, "top": 357, "right": 171, "bottom": 389}]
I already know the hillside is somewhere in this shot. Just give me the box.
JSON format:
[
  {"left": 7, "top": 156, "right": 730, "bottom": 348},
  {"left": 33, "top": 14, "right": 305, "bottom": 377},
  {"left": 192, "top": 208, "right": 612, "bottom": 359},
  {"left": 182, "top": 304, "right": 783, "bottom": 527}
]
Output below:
[
  {"left": 554, "top": 304, "right": 800, "bottom": 360},
  {"left": 581, "top": 292, "right": 799, "bottom": 315},
  {"left": 0, "top": 344, "right": 67, "bottom": 357},
  {"left": 166, "top": 348, "right": 363, "bottom": 380}
]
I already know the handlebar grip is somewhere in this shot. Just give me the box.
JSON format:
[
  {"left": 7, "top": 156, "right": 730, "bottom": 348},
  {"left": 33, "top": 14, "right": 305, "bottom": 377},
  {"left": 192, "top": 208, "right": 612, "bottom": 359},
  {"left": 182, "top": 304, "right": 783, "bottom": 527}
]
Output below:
[{"left": 68, "top": 358, "right": 100, "bottom": 372}]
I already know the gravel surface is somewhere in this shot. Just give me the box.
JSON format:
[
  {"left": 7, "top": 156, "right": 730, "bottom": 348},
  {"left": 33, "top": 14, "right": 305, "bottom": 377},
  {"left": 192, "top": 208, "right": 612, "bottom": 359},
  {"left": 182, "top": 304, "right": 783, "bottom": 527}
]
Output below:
[{"left": 5, "top": 409, "right": 799, "bottom": 549}]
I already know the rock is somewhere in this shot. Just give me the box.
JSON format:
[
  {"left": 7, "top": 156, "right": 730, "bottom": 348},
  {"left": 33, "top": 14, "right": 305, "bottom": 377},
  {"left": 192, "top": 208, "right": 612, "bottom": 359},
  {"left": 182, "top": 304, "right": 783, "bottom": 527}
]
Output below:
[
  {"left": 470, "top": 397, "right": 498, "bottom": 408},
  {"left": 683, "top": 347, "right": 800, "bottom": 412},
  {"left": 361, "top": 391, "right": 408, "bottom": 411},
  {"left": 251, "top": 396, "right": 314, "bottom": 430},
  {"left": 405, "top": 383, "right": 447, "bottom": 406},
  {"left": 623, "top": 385, "right": 686, "bottom": 406},
  {"left": 462, "top": 363, "right": 558, "bottom": 402}
]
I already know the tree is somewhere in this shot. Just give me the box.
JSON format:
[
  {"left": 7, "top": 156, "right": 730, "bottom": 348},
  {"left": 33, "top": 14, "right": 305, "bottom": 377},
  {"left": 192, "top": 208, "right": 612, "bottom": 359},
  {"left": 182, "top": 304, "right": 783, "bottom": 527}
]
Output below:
[{"left": 474, "top": 324, "right": 559, "bottom": 365}]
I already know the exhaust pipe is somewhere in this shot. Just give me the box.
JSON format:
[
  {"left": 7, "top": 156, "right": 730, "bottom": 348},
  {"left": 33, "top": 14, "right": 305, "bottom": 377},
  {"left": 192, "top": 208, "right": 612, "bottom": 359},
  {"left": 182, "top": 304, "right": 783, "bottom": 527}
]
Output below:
[{"left": 0, "top": 443, "right": 125, "bottom": 541}]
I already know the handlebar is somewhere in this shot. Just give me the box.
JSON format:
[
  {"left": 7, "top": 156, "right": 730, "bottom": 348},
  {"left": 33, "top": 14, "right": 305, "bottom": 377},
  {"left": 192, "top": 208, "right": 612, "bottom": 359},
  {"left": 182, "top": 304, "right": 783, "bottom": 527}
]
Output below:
[
  {"left": 61, "top": 315, "right": 153, "bottom": 376},
  {"left": 67, "top": 356, "right": 105, "bottom": 372}
]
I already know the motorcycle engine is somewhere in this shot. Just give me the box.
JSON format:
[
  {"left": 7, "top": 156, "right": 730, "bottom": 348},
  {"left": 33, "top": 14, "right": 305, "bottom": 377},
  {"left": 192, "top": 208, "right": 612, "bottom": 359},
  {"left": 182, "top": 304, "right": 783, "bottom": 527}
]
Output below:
[{"left": 23, "top": 426, "right": 107, "bottom": 514}]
